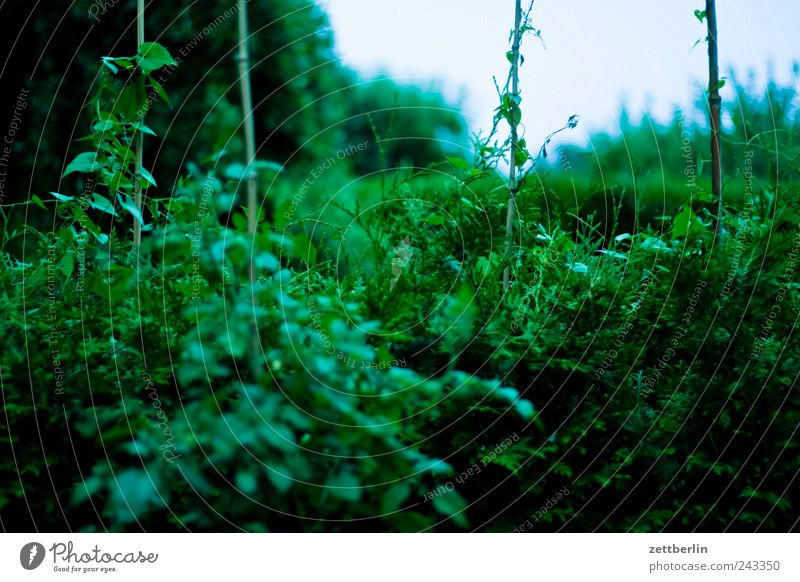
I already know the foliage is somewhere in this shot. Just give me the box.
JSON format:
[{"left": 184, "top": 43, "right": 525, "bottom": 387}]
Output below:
[
  {"left": 0, "top": 0, "right": 467, "bottom": 235},
  {"left": 1, "top": 2, "right": 799, "bottom": 533}
]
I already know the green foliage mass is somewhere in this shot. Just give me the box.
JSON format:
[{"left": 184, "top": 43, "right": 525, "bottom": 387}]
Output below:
[
  {"left": 0, "top": 0, "right": 467, "bottom": 231},
  {"left": 1, "top": 3, "right": 799, "bottom": 533}
]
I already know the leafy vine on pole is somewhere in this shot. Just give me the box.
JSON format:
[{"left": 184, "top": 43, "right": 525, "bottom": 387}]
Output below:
[
  {"left": 502, "top": 0, "right": 523, "bottom": 292},
  {"left": 487, "top": 0, "right": 577, "bottom": 291},
  {"left": 705, "top": 0, "right": 723, "bottom": 236},
  {"left": 237, "top": 0, "right": 258, "bottom": 238},
  {"left": 236, "top": 0, "right": 262, "bottom": 374},
  {"left": 133, "top": 0, "right": 145, "bottom": 252}
]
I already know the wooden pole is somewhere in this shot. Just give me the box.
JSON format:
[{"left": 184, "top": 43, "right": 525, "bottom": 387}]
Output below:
[
  {"left": 134, "top": 0, "right": 144, "bottom": 251},
  {"left": 503, "top": 0, "right": 522, "bottom": 292},
  {"left": 237, "top": 0, "right": 261, "bottom": 376},
  {"left": 706, "top": 0, "right": 722, "bottom": 231},
  {"left": 237, "top": 0, "right": 258, "bottom": 237}
]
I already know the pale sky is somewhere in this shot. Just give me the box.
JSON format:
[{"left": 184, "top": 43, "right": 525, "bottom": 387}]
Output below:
[{"left": 322, "top": 0, "right": 799, "bottom": 145}]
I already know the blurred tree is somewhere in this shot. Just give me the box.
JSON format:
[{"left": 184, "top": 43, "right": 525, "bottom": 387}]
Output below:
[{"left": 0, "top": 0, "right": 467, "bottom": 223}]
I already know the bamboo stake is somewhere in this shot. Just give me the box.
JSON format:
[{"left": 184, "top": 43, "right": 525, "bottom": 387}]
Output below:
[
  {"left": 503, "top": 0, "right": 522, "bottom": 292},
  {"left": 706, "top": 0, "right": 722, "bottom": 233},
  {"left": 237, "top": 0, "right": 258, "bottom": 237},
  {"left": 236, "top": 0, "right": 261, "bottom": 376},
  {"left": 134, "top": 0, "right": 144, "bottom": 251}
]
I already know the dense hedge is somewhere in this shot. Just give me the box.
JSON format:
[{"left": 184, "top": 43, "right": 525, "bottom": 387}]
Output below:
[{"left": 1, "top": 2, "right": 798, "bottom": 532}]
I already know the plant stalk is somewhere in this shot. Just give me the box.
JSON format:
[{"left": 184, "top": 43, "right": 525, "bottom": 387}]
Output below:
[
  {"left": 503, "top": 0, "right": 523, "bottom": 291},
  {"left": 238, "top": 0, "right": 258, "bottom": 237},
  {"left": 134, "top": 0, "right": 144, "bottom": 251},
  {"left": 237, "top": 0, "right": 261, "bottom": 376},
  {"left": 706, "top": 0, "right": 722, "bottom": 233}
]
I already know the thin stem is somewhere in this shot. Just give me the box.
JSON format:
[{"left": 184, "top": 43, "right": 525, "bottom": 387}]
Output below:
[
  {"left": 706, "top": 0, "right": 722, "bottom": 234},
  {"left": 238, "top": 0, "right": 258, "bottom": 237},
  {"left": 237, "top": 0, "right": 261, "bottom": 376},
  {"left": 503, "top": 0, "right": 523, "bottom": 292},
  {"left": 134, "top": 0, "right": 144, "bottom": 251}
]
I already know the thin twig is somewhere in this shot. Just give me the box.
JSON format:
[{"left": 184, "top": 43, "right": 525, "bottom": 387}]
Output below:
[
  {"left": 503, "top": 0, "right": 524, "bottom": 291},
  {"left": 706, "top": 0, "right": 723, "bottom": 237},
  {"left": 134, "top": 0, "right": 144, "bottom": 251}
]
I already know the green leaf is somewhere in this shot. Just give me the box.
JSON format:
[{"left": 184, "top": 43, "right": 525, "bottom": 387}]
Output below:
[
  {"left": 326, "top": 472, "right": 361, "bottom": 502},
  {"left": 267, "top": 467, "right": 293, "bottom": 493},
  {"left": 424, "top": 215, "right": 447, "bottom": 226},
  {"left": 671, "top": 205, "right": 703, "bottom": 238},
  {"left": 71, "top": 475, "right": 103, "bottom": 506},
  {"left": 235, "top": 471, "right": 257, "bottom": 494},
  {"left": 223, "top": 163, "right": 246, "bottom": 181},
  {"left": 117, "top": 194, "right": 145, "bottom": 226},
  {"left": 291, "top": 233, "right": 317, "bottom": 265},
  {"left": 101, "top": 58, "right": 118, "bottom": 74},
  {"left": 568, "top": 262, "right": 589, "bottom": 274},
  {"left": 31, "top": 195, "right": 47, "bottom": 209},
  {"left": 254, "top": 160, "right": 284, "bottom": 173},
  {"left": 70, "top": 206, "right": 100, "bottom": 236},
  {"left": 93, "top": 120, "right": 116, "bottom": 132},
  {"left": 148, "top": 78, "right": 170, "bottom": 104},
  {"left": 49, "top": 192, "right": 74, "bottom": 202},
  {"left": 137, "top": 42, "right": 177, "bottom": 74},
  {"left": 108, "top": 469, "right": 162, "bottom": 523},
  {"left": 58, "top": 251, "right": 75, "bottom": 278},
  {"left": 513, "top": 146, "right": 529, "bottom": 166},
  {"left": 231, "top": 212, "right": 248, "bottom": 232},
  {"left": 694, "top": 9, "right": 707, "bottom": 23},
  {"left": 138, "top": 166, "right": 157, "bottom": 188},
  {"left": 133, "top": 123, "right": 157, "bottom": 137},
  {"left": 116, "top": 84, "right": 143, "bottom": 118},
  {"left": 101, "top": 56, "right": 133, "bottom": 74},
  {"left": 414, "top": 458, "right": 454, "bottom": 477},
  {"left": 99, "top": 265, "right": 135, "bottom": 304},
  {"left": 63, "top": 152, "right": 99, "bottom": 176},
  {"left": 89, "top": 193, "right": 117, "bottom": 216},
  {"left": 382, "top": 483, "right": 411, "bottom": 514},
  {"left": 514, "top": 399, "right": 535, "bottom": 420},
  {"left": 432, "top": 490, "right": 470, "bottom": 528}
]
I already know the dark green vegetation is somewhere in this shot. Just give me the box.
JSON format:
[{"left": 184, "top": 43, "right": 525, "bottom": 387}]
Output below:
[{"left": 1, "top": 0, "right": 799, "bottom": 532}]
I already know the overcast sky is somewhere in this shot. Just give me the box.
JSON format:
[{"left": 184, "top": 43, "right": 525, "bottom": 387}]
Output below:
[{"left": 322, "top": 0, "right": 799, "bottom": 146}]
